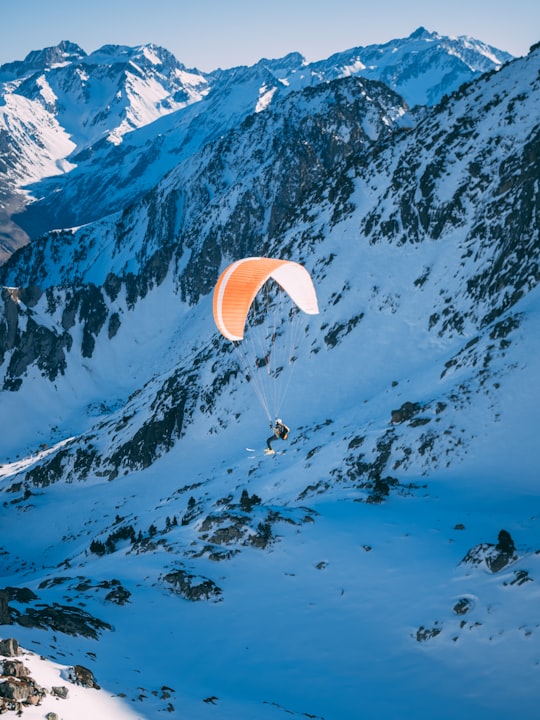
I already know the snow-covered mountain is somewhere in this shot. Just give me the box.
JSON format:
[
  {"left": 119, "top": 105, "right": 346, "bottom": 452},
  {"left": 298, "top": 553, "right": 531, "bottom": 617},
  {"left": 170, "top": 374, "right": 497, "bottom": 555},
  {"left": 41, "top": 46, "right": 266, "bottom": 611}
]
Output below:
[
  {"left": 310, "top": 26, "right": 513, "bottom": 106},
  {"left": 0, "top": 28, "right": 512, "bottom": 257},
  {"left": 0, "top": 41, "right": 210, "bottom": 261},
  {"left": 0, "top": 40, "right": 210, "bottom": 179},
  {"left": 0, "top": 30, "right": 539, "bottom": 720}
]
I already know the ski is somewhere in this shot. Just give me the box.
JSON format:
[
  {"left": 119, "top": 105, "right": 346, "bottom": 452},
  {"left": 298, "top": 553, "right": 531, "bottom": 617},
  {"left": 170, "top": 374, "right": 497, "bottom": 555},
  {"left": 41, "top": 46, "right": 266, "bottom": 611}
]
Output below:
[{"left": 245, "top": 447, "right": 285, "bottom": 457}]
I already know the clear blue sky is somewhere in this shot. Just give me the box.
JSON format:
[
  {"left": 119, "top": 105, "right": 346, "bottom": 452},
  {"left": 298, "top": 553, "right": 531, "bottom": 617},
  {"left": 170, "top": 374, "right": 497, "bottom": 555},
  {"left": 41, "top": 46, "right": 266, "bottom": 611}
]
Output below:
[{"left": 2, "top": 0, "right": 538, "bottom": 70}]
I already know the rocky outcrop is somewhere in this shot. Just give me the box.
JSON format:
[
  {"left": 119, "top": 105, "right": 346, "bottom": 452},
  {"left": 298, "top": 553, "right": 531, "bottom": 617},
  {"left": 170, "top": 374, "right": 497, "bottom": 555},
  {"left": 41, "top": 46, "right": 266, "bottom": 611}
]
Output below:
[
  {"left": 0, "top": 639, "right": 95, "bottom": 713},
  {"left": 162, "top": 567, "right": 223, "bottom": 602},
  {"left": 65, "top": 664, "right": 100, "bottom": 690},
  {"left": 1, "top": 586, "right": 112, "bottom": 639},
  {"left": 461, "top": 529, "right": 518, "bottom": 573},
  {"left": 0, "top": 594, "right": 10, "bottom": 626},
  {"left": 0, "top": 639, "right": 20, "bottom": 657},
  {"left": 391, "top": 401, "right": 422, "bottom": 424},
  {"left": 0, "top": 650, "right": 47, "bottom": 710}
]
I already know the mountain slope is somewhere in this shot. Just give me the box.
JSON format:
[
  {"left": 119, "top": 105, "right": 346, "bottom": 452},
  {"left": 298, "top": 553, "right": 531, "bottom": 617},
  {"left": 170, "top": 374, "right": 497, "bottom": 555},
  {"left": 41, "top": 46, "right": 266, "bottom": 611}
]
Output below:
[{"left": 0, "top": 40, "right": 539, "bottom": 720}]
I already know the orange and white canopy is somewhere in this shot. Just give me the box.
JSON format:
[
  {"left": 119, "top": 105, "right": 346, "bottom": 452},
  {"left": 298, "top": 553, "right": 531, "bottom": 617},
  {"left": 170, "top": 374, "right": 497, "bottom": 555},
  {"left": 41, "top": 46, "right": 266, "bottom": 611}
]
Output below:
[{"left": 213, "top": 257, "right": 319, "bottom": 341}]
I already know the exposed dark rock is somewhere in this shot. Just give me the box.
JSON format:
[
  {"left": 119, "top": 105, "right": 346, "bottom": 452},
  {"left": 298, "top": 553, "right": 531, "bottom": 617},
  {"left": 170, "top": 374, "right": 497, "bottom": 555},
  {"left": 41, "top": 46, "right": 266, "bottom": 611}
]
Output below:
[
  {"left": 108, "top": 311, "right": 121, "bottom": 338},
  {"left": 79, "top": 284, "right": 109, "bottom": 358},
  {"left": 103, "top": 272, "right": 122, "bottom": 300},
  {"left": 67, "top": 664, "right": 100, "bottom": 690},
  {"left": 496, "top": 528, "right": 515, "bottom": 554},
  {"left": 391, "top": 401, "right": 422, "bottom": 423},
  {"left": 3, "top": 587, "right": 38, "bottom": 604},
  {"left": 0, "top": 593, "right": 10, "bottom": 626},
  {"left": 415, "top": 624, "right": 442, "bottom": 642},
  {"left": 18, "top": 285, "right": 42, "bottom": 307},
  {"left": 461, "top": 530, "right": 518, "bottom": 573},
  {"left": 162, "top": 568, "right": 223, "bottom": 602},
  {"left": 14, "top": 603, "right": 112, "bottom": 639},
  {"left": 200, "top": 511, "right": 249, "bottom": 545},
  {"left": 249, "top": 521, "right": 274, "bottom": 549},
  {"left": 3, "top": 315, "right": 72, "bottom": 388},
  {"left": 0, "top": 672, "right": 46, "bottom": 704},
  {"left": 0, "top": 639, "right": 19, "bottom": 657},
  {"left": 208, "top": 524, "right": 245, "bottom": 545},
  {"left": 105, "top": 585, "right": 131, "bottom": 605},
  {"left": 504, "top": 569, "right": 533, "bottom": 586},
  {"left": 239, "top": 489, "right": 262, "bottom": 513},
  {"left": 322, "top": 313, "right": 364, "bottom": 348},
  {"left": 0, "top": 288, "right": 19, "bottom": 355},
  {"left": 1, "top": 659, "right": 28, "bottom": 679},
  {"left": 105, "top": 370, "right": 197, "bottom": 478},
  {"left": 453, "top": 598, "right": 473, "bottom": 615},
  {"left": 23, "top": 447, "right": 71, "bottom": 487}
]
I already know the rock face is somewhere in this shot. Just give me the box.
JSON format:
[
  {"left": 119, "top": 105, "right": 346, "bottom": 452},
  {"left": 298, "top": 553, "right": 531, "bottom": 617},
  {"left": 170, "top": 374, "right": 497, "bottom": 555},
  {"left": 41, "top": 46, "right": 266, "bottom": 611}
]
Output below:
[
  {"left": 0, "top": 639, "right": 96, "bottom": 713},
  {"left": 162, "top": 568, "right": 223, "bottom": 602},
  {"left": 0, "top": 653, "right": 47, "bottom": 709},
  {"left": 0, "top": 638, "right": 19, "bottom": 657},
  {"left": 390, "top": 401, "right": 422, "bottom": 424},
  {"left": 0, "top": 595, "right": 10, "bottom": 626},
  {"left": 461, "top": 529, "right": 518, "bottom": 573},
  {"left": 496, "top": 528, "right": 515, "bottom": 554},
  {"left": 67, "top": 664, "right": 100, "bottom": 690},
  {"left": 1, "top": 585, "right": 113, "bottom": 639}
]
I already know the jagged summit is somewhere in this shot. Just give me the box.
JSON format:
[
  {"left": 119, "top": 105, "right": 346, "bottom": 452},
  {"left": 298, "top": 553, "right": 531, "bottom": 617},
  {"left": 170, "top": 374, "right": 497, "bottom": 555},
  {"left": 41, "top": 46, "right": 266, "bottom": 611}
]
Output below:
[
  {"left": 310, "top": 25, "right": 513, "bottom": 106},
  {"left": 410, "top": 25, "right": 431, "bottom": 38},
  {"left": 0, "top": 40, "right": 86, "bottom": 77}
]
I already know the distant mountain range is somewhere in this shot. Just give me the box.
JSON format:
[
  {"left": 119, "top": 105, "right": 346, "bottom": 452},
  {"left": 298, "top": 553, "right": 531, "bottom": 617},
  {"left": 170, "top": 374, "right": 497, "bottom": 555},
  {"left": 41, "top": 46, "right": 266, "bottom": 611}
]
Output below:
[{"left": 0, "top": 28, "right": 513, "bottom": 259}]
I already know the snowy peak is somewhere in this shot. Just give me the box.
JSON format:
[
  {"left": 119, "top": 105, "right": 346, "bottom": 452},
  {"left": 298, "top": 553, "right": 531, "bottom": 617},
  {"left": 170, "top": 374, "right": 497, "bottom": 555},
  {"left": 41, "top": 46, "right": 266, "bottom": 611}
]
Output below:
[
  {"left": 1, "top": 73, "right": 408, "bottom": 291},
  {"left": 0, "top": 40, "right": 87, "bottom": 79},
  {"left": 364, "top": 26, "right": 513, "bottom": 71},
  {"left": 9, "top": 41, "right": 210, "bottom": 147},
  {"left": 311, "top": 26, "right": 514, "bottom": 106}
]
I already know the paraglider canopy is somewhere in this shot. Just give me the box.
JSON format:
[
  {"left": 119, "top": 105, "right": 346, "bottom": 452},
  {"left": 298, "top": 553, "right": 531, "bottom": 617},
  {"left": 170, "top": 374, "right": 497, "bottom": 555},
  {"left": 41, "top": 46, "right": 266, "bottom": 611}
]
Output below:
[{"left": 213, "top": 257, "right": 319, "bottom": 341}]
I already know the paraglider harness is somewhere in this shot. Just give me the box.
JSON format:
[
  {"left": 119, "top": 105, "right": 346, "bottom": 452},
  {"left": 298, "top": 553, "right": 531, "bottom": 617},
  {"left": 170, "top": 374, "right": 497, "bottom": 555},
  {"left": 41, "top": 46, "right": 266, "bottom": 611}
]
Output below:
[{"left": 267, "top": 419, "right": 290, "bottom": 451}]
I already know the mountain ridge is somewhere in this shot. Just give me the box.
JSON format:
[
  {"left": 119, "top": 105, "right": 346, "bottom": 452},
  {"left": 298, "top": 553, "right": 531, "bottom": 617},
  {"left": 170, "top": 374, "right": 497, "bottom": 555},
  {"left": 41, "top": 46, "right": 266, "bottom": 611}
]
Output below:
[{"left": 0, "top": 27, "right": 513, "bottom": 257}]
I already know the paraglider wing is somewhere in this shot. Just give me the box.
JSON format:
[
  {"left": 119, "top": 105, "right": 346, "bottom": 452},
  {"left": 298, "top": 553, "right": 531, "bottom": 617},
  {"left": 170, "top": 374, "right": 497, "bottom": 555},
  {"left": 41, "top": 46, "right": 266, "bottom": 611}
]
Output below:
[{"left": 213, "top": 257, "right": 319, "bottom": 341}]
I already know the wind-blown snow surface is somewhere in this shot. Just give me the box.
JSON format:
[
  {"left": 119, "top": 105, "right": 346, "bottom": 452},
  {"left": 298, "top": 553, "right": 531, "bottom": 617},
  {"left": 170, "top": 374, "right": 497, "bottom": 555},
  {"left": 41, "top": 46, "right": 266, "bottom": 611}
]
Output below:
[{"left": 1, "top": 40, "right": 539, "bottom": 720}]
